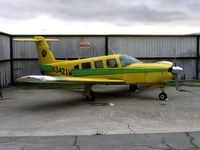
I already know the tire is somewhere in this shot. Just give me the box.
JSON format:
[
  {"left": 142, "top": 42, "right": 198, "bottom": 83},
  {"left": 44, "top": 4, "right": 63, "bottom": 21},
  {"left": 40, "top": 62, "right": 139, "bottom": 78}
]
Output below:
[
  {"left": 129, "top": 85, "right": 137, "bottom": 92},
  {"left": 159, "top": 92, "right": 167, "bottom": 101}
]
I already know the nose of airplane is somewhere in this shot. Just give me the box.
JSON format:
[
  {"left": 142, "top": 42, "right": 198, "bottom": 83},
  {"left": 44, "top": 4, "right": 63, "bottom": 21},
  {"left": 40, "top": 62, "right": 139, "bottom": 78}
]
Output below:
[{"left": 172, "top": 66, "right": 183, "bottom": 73}]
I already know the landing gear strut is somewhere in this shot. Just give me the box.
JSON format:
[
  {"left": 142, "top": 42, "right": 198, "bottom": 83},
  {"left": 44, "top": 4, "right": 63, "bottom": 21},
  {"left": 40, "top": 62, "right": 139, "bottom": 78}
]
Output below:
[
  {"left": 83, "top": 84, "right": 96, "bottom": 100},
  {"left": 159, "top": 85, "right": 168, "bottom": 101}
]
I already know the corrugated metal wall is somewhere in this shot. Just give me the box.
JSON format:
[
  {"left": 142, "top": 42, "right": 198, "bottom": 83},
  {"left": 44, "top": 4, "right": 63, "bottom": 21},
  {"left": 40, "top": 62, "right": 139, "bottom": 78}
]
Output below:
[
  {"left": 13, "top": 60, "right": 41, "bottom": 80},
  {"left": 198, "top": 37, "right": 200, "bottom": 79},
  {"left": 0, "top": 62, "right": 11, "bottom": 87},
  {"left": 108, "top": 36, "right": 196, "bottom": 57},
  {"left": 48, "top": 36, "right": 106, "bottom": 58},
  {"left": 13, "top": 39, "right": 36, "bottom": 58},
  {"left": 0, "top": 34, "right": 11, "bottom": 87},
  {"left": 13, "top": 36, "right": 106, "bottom": 59},
  {"left": 12, "top": 36, "right": 106, "bottom": 80},
  {"left": 142, "top": 59, "right": 196, "bottom": 80},
  {"left": 0, "top": 35, "right": 10, "bottom": 60},
  {"left": 1, "top": 34, "right": 198, "bottom": 81},
  {"left": 109, "top": 36, "right": 197, "bottom": 79}
]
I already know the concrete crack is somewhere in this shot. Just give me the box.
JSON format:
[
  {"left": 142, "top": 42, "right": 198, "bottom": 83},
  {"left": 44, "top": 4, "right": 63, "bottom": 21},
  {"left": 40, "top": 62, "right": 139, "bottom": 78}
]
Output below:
[
  {"left": 105, "top": 116, "right": 135, "bottom": 134},
  {"left": 131, "top": 144, "right": 168, "bottom": 150},
  {"left": 127, "top": 124, "right": 135, "bottom": 134},
  {"left": 73, "top": 136, "right": 80, "bottom": 150},
  {"left": 185, "top": 132, "right": 199, "bottom": 150},
  {"left": 161, "top": 137, "right": 174, "bottom": 150}
]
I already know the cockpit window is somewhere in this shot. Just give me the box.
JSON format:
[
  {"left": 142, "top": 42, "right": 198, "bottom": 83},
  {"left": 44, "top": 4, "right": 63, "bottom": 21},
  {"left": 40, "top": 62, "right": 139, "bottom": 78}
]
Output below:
[{"left": 120, "top": 55, "right": 142, "bottom": 67}]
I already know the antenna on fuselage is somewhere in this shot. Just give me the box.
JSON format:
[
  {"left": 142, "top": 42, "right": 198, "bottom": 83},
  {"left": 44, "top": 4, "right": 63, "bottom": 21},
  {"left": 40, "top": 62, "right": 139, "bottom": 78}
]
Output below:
[
  {"left": 173, "top": 45, "right": 177, "bottom": 66},
  {"left": 77, "top": 55, "right": 80, "bottom": 60},
  {"left": 109, "top": 46, "right": 116, "bottom": 55}
]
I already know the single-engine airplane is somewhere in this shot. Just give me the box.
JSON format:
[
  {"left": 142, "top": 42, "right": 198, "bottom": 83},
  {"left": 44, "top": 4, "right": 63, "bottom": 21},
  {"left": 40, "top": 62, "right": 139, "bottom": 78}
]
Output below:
[{"left": 14, "top": 36, "right": 183, "bottom": 100}]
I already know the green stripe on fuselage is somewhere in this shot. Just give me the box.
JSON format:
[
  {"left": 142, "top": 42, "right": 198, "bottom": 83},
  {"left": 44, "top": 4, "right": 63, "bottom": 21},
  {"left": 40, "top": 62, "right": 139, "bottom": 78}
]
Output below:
[
  {"left": 72, "top": 69, "right": 168, "bottom": 77},
  {"left": 40, "top": 65, "right": 53, "bottom": 72}
]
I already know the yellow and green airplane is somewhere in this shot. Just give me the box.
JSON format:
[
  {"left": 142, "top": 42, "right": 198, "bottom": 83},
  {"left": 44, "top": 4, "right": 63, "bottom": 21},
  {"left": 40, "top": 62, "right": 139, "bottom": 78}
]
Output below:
[{"left": 15, "top": 36, "right": 183, "bottom": 101}]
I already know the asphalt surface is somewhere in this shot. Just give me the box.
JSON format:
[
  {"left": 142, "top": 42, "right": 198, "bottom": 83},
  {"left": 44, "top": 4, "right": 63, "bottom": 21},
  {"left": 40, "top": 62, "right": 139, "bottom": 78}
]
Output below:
[
  {"left": 0, "top": 84, "right": 200, "bottom": 149},
  {"left": 1, "top": 131, "right": 200, "bottom": 150}
]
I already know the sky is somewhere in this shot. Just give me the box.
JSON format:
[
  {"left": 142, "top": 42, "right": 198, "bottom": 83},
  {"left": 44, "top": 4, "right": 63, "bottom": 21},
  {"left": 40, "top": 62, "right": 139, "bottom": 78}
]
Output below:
[{"left": 0, "top": 0, "right": 200, "bottom": 35}]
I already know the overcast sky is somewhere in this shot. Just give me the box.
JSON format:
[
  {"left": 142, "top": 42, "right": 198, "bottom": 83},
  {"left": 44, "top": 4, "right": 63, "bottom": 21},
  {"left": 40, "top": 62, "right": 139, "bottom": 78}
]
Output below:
[{"left": 0, "top": 0, "right": 200, "bottom": 34}]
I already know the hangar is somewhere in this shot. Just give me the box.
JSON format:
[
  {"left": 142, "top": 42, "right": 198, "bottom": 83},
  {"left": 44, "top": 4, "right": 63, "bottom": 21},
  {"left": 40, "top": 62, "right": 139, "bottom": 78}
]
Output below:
[
  {"left": 1, "top": 31, "right": 200, "bottom": 149},
  {"left": 0, "top": 31, "right": 200, "bottom": 87}
]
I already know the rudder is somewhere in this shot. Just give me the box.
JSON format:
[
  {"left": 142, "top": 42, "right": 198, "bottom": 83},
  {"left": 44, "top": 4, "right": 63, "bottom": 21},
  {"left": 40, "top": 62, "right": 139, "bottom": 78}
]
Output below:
[{"left": 34, "top": 36, "right": 56, "bottom": 65}]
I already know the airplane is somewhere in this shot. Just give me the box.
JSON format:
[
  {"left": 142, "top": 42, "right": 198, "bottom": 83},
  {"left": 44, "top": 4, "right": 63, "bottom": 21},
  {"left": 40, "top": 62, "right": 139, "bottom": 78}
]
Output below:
[{"left": 14, "top": 36, "right": 183, "bottom": 101}]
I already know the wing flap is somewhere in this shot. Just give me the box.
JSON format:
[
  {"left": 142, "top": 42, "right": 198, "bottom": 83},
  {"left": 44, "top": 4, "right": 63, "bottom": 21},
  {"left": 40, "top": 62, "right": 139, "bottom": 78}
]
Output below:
[{"left": 16, "top": 75, "right": 125, "bottom": 84}]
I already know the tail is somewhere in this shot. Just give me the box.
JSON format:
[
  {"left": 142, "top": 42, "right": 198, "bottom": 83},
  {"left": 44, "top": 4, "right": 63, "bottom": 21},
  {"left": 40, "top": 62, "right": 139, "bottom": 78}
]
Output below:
[
  {"left": 14, "top": 36, "right": 59, "bottom": 65},
  {"left": 34, "top": 36, "right": 58, "bottom": 65}
]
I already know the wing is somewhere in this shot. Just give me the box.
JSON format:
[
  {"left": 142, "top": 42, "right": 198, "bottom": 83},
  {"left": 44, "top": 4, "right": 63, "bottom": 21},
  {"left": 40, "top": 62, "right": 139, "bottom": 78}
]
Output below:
[{"left": 16, "top": 75, "right": 125, "bottom": 84}]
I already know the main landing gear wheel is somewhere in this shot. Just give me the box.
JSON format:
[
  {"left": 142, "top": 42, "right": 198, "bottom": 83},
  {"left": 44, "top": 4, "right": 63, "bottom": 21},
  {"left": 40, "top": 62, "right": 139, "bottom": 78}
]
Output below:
[
  {"left": 86, "top": 90, "right": 96, "bottom": 101},
  {"left": 129, "top": 85, "right": 138, "bottom": 92},
  {"left": 159, "top": 92, "right": 168, "bottom": 101},
  {"left": 84, "top": 84, "right": 96, "bottom": 101}
]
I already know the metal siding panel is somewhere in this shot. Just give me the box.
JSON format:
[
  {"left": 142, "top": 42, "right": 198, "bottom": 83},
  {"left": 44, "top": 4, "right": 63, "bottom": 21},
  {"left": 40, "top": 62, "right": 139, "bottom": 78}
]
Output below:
[
  {"left": 11, "top": 35, "right": 198, "bottom": 81},
  {"left": 0, "top": 35, "right": 10, "bottom": 60},
  {"left": 141, "top": 58, "right": 196, "bottom": 80},
  {"left": 13, "top": 36, "right": 106, "bottom": 59},
  {"left": 13, "top": 39, "right": 37, "bottom": 58},
  {"left": 199, "top": 37, "right": 200, "bottom": 79},
  {"left": 0, "top": 62, "right": 11, "bottom": 87},
  {"left": 108, "top": 36, "right": 196, "bottom": 57},
  {"left": 48, "top": 36, "right": 106, "bottom": 58},
  {"left": 13, "top": 60, "right": 41, "bottom": 80},
  {"left": 199, "top": 59, "right": 200, "bottom": 79}
]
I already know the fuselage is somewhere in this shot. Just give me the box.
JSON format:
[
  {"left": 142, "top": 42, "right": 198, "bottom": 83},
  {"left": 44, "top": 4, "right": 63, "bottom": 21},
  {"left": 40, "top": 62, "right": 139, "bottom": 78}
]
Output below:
[{"left": 39, "top": 54, "right": 174, "bottom": 85}]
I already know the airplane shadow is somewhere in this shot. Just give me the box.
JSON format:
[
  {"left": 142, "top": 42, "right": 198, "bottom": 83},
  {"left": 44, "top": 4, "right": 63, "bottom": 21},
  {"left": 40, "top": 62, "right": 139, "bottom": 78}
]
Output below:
[
  {"left": 16, "top": 87, "right": 157, "bottom": 113},
  {"left": 16, "top": 97, "right": 85, "bottom": 113},
  {"left": 73, "top": 86, "right": 157, "bottom": 101}
]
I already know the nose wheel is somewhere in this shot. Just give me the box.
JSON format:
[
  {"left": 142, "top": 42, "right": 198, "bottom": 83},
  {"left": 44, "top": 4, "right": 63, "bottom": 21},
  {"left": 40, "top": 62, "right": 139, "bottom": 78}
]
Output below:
[
  {"left": 159, "top": 84, "right": 168, "bottom": 101},
  {"left": 159, "top": 92, "right": 168, "bottom": 101},
  {"left": 129, "top": 84, "right": 138, "bottom": 92}
]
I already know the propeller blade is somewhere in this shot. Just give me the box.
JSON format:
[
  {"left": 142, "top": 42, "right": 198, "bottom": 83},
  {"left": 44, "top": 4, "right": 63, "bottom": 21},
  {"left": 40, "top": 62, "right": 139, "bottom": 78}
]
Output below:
[
  {"left": 175, "top": 73, "right": 179, "bottom": 94},
  {"left": 172, "top": 65, "right": 183, "bottom": 94},
  {"left": 172, "top": 66, "right": 183, "bottom": 73}
]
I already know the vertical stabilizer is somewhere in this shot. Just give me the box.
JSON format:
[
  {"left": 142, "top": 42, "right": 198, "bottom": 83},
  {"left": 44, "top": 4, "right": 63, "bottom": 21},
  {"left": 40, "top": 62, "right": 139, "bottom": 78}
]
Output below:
[{"left": 34, "top": 36, "right": 56, "bottom": 65}]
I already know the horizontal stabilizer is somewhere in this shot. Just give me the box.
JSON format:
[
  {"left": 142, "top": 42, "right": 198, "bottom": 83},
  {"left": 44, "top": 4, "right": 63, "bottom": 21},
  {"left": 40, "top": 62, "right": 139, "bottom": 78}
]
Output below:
[{"left": 13, "top": 38, "right": 59, "bottom": 42}]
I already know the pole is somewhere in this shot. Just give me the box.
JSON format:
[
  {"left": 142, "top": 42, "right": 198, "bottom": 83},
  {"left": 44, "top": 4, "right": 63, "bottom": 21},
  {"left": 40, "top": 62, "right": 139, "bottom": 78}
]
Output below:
[{"left": 0, "top": 73, "right": 3, "bottom": 98}]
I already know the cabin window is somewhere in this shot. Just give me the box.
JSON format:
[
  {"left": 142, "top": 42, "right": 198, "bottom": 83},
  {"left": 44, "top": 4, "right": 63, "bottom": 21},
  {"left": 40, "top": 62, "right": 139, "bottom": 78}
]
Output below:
[
  {"left": 82, "top": 62, "right": 91, "bottom": 69},
  {"left": 94, "top": 60, "right": 104, "bottom": 68},
  {"left": 74, "top": 65, "right": 79, "bottom": 70},
  {"left": 106, "top": 59, "right": 118, "bottom": 68},
  {"left": 120, "top": 55, "right": 142, "bottom": 67}
]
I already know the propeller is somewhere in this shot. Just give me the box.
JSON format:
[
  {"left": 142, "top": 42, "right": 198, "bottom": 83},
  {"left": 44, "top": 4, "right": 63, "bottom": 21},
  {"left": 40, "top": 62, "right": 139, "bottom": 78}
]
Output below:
[
  {"left": 172, "top": 66, "right": 183, "bottom": 94},
  {"left": 172, "top": 47, "right": 183, "bottom": 94}
]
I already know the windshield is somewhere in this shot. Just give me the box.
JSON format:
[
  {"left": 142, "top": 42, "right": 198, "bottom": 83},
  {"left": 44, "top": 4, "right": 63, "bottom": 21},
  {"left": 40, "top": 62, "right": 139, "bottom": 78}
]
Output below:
[{"left": 120, "top": 55, "right": 142, "bottom": 67}]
